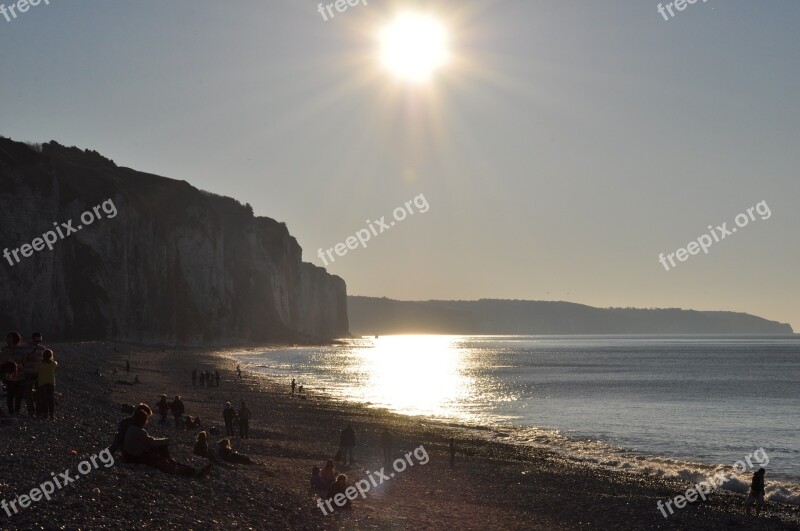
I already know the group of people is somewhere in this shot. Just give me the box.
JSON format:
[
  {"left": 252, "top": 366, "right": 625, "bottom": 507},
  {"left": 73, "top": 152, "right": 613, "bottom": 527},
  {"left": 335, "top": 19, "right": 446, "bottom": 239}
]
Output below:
[
  {"left": 192, "top": 369, "right": 220, "bottom": 387},
  {"left": 1, "top": 331, "right": 57, "bottom": 420},
  {"left": 222, "top": 400, "right": 252, "bottom": 438}
]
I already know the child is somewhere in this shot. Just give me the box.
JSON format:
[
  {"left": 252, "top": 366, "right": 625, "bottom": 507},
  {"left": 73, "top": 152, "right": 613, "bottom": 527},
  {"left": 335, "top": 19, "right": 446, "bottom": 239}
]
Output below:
[
  {"left": 320, "top": 459, "right": 337, "bottom": 487},
  {"left": 194, "top": 431, "right": 209, "bottom": 458},
  {"left": 311, "top": 466, "right": 326, "bottom": 489},
  {"left": 37, "top": 350, "right": 57, "bottom": 419}
]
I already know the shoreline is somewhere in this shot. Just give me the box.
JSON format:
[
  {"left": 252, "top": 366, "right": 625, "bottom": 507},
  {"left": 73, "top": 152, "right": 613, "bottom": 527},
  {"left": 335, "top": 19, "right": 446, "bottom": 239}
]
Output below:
[{"left": 1, "top": 341, "right": 798, "bottom": 529}]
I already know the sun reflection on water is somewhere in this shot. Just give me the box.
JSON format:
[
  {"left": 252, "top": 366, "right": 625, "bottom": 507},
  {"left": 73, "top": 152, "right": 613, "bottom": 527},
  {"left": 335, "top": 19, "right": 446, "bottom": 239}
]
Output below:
[{"left": 342, "top": 335, "right": 476, "bottom": 419}]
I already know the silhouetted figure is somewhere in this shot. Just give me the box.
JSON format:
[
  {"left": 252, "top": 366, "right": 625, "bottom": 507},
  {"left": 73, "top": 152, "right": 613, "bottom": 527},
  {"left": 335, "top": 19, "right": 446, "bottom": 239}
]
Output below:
[
  {"left": 746, "top": 468, "right": 766, "bottom": 516},
  {"left": 238, "top": 401, "right": 251, "bottom": 438},
  {"left": 134, "top": 375, "right": 140, "bottom": 384},
  {"left": 299, "top": 385, "right": 304, "bottom": 394},
  {"left": 2, "top": 331, "right": 24, "bottom": 415},
  {"left": 223, "top": 401, "right": 236, "bottom": 436},
  {"left": 199, "top": 372, "right": 205, "bottom": 386},
  {"left": 171, "top": 395, "right": 185, "bottom": 429},
  {"left": 321, "top": 459, "right": 336, "bottom": 487},
  {"left": 326, "top": 474, "right": 352, "bottom": 511},
  {"left": 291, "top": 378, "right": 296, "bottom": 395},
  {"left": 380, "top": 427, "right": 392, "bottom": 464},
  {"left": 217, "top": 438, "right": 257, "bottom": 464},
  {"left": 236, "top": 365, "right": 242, "bottom": 380},
  {"left": 156, "top": 395, "right": 169, "bottom": 424},
  {"left": 215, "top": 371, "right": 220, "bottom": 386},
  {"left": 340, "top": 424, "right": 356, "bottom": 464},
  {"left": 192, "top": 369, "right": 197, "bottom": 387},
  {"left": 194, "top": 431, "right": 209, "bottom": 458},
  {"left": 311, "top": 466, "right": 326, "bottom": 489},
  {"left": 37, "top": 349, "right": 57, "bottom": 419},
  {"left": 126, "top": 360, "right": 130, "bottom": 373},
  {"left": 22, "top": 332, "right": 46, "bottom": 416},
  {"left": 449, "top": 438, "right": 455, "bottom": 467},
  {"left": 110, "top": 403, "right": 152, "bottom": 455}
]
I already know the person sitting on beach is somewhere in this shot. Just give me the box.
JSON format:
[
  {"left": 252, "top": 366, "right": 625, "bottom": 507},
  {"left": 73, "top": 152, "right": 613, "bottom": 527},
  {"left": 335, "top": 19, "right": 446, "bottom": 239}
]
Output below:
[
  {"left": 171, "top": 395, "right": 185, "bottom": 429},
  {"left": 325, "top": 474, "right": 352, "bottom": 511},
  {"left": 2, "top": 331, "right": 25, "bottom": 415},
  {"left": 194, "top": 431, "right": 209, "bottom": 458},
  {"left": 311, "top": 466, "right": 326, "bottom": 489},
  {"left": 746, "top": 468, "right": 766, "bottom": 516},
  {"left": 155, "top": 395, "right": 169, "bottom": 423},
  {"left": 123, "top": 409, "right": 212, "bottom": 478},
  {"left": 111, "top": 404, "right": 153, "bottom": 455},
  {"left": 216, "top": 438, "right": 257, "bottom": 465},
  {"left": 320, "top": 459, "right": 337, "bottom": 487},
  {"left": 37, "top": 349, "right": 57, "bottom": 419},
  {"left": 184, "top": 415, "right": 204, "bottom": 430},
  {"left": 223, "top": 401, "right": 236, "bottom": 436}
]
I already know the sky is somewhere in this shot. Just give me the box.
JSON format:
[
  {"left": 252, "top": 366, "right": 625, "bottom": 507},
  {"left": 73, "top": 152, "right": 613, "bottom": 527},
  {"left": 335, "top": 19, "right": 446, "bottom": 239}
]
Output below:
[{"left": 1, "top": 0, "right": 799, "bottom": 329}]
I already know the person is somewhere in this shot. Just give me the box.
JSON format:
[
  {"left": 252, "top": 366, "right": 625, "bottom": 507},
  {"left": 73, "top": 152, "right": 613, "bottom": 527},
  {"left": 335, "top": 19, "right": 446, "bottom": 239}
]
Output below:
[
  {"left": 311, "top": 466, "right": 326, "bottom": 489},
  {"left": 326, "top": 474, "right": 352, "bottom": 511},
  {"left": 184, "top": 416, "right": 204, "bottom": 430},
  {"left": 320, "top": 459, "right": 337, "bottom": 487},
  {"left": 156, "top": 395, "right": 169, "bottom": 424},
  {"left": 449, "top": 438, "right": 456, "bottom": 467},
  {"left": 223, "top": 401, "right": 236, "bottom": 436},
  {"left": 126, "top": 360, "right": 130, "bottom": 373},
  {"left": 215, "top": 371, "right": 220, "bottom": 386},
  {"left": 340, "top": 424, "right": 356, "bottom": 464},
  {"left": 238, "top": 401, "right": 251, "bottom": 438},
  {"left": 236, "top": 365, "right": 242, "bottom": 380},
  {"left": 192, "top": 369, "right": 197, "bottom": 387},
  {"left": 216, "top": 438, "right": 257, "bottom": 464},
  {"left": 37, "top": 349, "right": 57, "bottom": 419},
  {"left": 194, "top": 431, "right": 209, "bottom": 458},
  {"left": 746, "top": 468, "right": 766, "bottom": 516},
  {"left": 299, "top": 385, "right": 304, "bottom": 395},
  {"left": 111, "top": 403, "right": 154, "bottom": 455},
  {"left": 134, "top": 375, "right": 141, "bottom": 384},
  {"left": 291, "top": 378, "right": 296, "bottom": 395},
  {"left": 22, "top": 332, "right": 46, "bottom": 416},
  {"left": 380, "top": 427, "right": 392, "bottom": 464},
  {"left": 123, "top": 409, "right": 211, "bottom": 478},
  {"left": 171, "top": 395, "right": 185, "bottom": 429},
  {"left": 1, "top": 332, "right": 25, "bottom": 415}
]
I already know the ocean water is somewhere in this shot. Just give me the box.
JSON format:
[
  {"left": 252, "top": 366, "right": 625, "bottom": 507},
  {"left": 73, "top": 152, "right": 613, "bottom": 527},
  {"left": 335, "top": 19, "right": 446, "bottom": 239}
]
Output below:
[{"left": 238, "top": 335, "right": 800, "bottom": 502}]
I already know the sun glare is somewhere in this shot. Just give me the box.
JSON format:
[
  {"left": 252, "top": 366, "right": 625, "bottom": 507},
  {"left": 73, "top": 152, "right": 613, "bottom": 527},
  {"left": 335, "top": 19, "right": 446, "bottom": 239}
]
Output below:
[{"left": 379, "top": 13, "right": 449, "bottom": 83}]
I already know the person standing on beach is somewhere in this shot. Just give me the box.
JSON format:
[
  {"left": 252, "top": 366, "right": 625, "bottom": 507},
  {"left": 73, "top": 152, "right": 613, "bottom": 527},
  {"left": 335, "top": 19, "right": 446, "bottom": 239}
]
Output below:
[
  {"left": 2, "top": 332, "right": 25, "bottom": 415},
  {"left": 126, "top": 360, "right": 130, "bottom": 373},
  {"left": 215, "top": 370, "right": 220, "bottom": 386},
  {"left": 380, "top": 427, "right": 392, "bottom": 464},
  {"left": 291, "top": 378, "right": 296, "bottom": 395},
  {"left": 746, "top": 468, "right": 766, "bottom": 516},
  {"left": 22, "top": 332, "right": 46, "bottom": 416},
  {"left": 340, "top": 424, "right": 356, "bottom": 464},
  {"left": 223, "top": 401, "right": 236, "bottom": 436},
  {"left": 37, "top": 349, "right": 57, "bottom": 419},
  {"left": 199, "top": 371, "right": 205, "bottom": 386},
  {"left": 237, "top": 365, "right": 242, "bottom": 380},
  {"left": 156, "top": 395, "right": 169, "bottom": 424},
  {"left": 192, "top": 369, "right": 197, "bottom": 387},
  {"left": 171, "top": 395, "right": 185, "bottom": 429},
  {"left": 238, "top": 401, "right": 251, "bottom": 438},
  {"left": 449, "top": 438, "right": 456, "bottom": 467}
]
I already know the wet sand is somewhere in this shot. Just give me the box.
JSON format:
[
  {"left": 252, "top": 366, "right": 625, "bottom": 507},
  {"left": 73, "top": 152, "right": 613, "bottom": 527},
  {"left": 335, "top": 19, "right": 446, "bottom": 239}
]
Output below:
[{"left": 1, "top": 341, "right": 798, "bottom": 530}]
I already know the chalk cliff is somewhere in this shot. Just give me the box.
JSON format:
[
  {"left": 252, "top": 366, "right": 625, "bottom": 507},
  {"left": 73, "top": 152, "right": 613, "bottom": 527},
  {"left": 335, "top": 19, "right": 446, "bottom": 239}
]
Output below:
[{"left": 0, "top": 138, "right": 348, "bottom": 345}]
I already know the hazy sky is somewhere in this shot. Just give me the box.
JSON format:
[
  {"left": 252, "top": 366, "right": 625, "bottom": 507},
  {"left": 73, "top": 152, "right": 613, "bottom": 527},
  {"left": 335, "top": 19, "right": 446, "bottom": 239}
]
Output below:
[{"left": 2, "top": 1, "right": 799, "bottom": 329}]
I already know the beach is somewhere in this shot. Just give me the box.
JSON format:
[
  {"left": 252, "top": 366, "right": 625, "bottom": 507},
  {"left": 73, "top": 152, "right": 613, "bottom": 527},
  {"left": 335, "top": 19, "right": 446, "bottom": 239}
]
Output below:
[{"left": 1, "top": 342, "right": 799, "bottom": 530}]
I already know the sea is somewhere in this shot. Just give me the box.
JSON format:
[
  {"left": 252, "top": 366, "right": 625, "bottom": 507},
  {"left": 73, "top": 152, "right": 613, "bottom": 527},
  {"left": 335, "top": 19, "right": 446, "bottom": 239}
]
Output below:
[{"left": 237, "top": 335, "right": 800, "bottom": 503}]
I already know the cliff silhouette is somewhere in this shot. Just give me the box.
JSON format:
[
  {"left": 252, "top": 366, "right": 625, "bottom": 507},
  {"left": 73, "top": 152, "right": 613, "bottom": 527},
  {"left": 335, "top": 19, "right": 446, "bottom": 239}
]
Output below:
[
  {"left": 348, "top": 297, "right": 794, "bottom": 336},
  {"left": 0, "top": 137, "right": 348, "bottom": 345}
]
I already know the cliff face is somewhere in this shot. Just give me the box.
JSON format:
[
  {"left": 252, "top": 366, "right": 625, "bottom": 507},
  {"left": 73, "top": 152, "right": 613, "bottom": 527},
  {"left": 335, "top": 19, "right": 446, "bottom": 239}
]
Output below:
[{"left": 0, "top": 138, "right": 348, "bottom": 345}]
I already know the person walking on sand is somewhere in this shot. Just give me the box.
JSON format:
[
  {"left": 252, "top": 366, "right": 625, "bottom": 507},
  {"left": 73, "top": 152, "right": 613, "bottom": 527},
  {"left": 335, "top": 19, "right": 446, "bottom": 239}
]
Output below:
[
  {"left": 2, "top": 331, "right": 25, "bottom": 415},
  {"left": 192, "top": 369, "right": 197, "bottom": 387},
  {"left": 223, "top": 401, "right": 236, "bottom": 436},
  {"left": 340, "top": 424, "right": 356, "bottom": 464},
  {"left": 291, "top": 378, "right": 296, "bottom": 395},
  {"left": 156, "top": 395, "right": 169, "bottom": 424},
  {"left": 171, "top": 395, "right": 185, "bottom": 429},
  {"left": 746, "top": 468, "right": 766, "bottom": 516},
  {"left": 380, "top": 427, "right": 392, "bottom": 464},
  {"left": 37, "top": 349, "right": 57, "bottom": 419},
  {"left": 238, "top": 401, "right": 251, "bottom": 438},
  {"left": 22, "top": 332, "right": 46, "bottom": 416}
]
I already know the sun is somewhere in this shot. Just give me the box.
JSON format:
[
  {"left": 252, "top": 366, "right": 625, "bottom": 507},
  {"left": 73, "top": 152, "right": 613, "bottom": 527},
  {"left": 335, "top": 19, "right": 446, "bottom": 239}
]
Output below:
[{"left": 379, "top": 13, "right": 449, "bottom": 83}]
